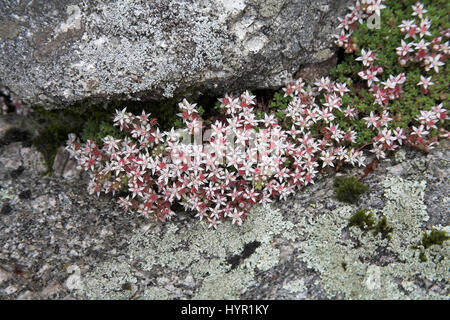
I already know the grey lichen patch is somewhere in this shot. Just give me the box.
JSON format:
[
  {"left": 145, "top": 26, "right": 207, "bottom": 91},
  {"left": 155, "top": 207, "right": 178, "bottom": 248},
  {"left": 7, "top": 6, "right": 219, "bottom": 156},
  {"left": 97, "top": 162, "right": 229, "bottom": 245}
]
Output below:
[
  {"left": 394, "top": 149, "right": 406, "bottom": 163},
  {"left": 381, "top": 177, "right": 428, "bottom": 261},
  {"left": 0, "top": 187, "right": 15, "bottom": 202},
  {"left": 76, "top": 205, "right": 295, "bottom": 299},
  {"left": 314, "top": 49, "right": 334, "bottom": 62},
  {"left": 0, "top": 0, "right": 350, "bottom": 107},
  {"left": 283, "top": 279, "right": 306, "bottom": 293},
  {"left": 297, "top": 176, "right": 449, "bottom": 299},
  {"left": 140, "top": 287, "right": 170, "bottom": 300},
  {"left": 79, "top": 257, "right": 137, "bottom": 300}
]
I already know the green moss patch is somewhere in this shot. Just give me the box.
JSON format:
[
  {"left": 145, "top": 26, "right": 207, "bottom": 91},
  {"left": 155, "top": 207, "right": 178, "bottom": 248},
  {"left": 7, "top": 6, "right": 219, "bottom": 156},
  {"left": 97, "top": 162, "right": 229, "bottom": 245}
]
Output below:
[
  {"left": 349, "top": 209, "right": 393, "bottom": 240},
  {"left": 333, "top": 176, "right": 369, "bottom": 204}
]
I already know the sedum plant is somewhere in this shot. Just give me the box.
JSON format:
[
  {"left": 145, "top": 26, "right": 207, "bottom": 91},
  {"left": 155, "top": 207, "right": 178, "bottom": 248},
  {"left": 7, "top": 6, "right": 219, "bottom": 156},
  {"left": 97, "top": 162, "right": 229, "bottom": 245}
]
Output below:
[{"left": 66, "top": 0, "right": 448, "bottom": 228}]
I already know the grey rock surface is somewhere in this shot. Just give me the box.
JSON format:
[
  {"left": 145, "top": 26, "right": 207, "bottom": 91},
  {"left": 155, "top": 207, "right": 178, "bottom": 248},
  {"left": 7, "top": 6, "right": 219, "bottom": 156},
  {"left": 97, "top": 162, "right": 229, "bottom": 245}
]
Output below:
[
  {"left": 0, "top": 0, "right": 351, "bottom": 108},
  {"left": 0, "top": 113, "right": 448, "bottom": 300}
]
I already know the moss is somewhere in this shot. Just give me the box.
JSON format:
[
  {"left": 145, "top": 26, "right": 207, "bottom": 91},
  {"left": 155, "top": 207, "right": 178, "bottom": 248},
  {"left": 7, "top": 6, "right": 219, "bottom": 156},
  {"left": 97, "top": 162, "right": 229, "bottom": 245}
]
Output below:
[
  {"left": 348, "top": 209, "right": 375, "bottom": 230},
  {"left": 333, "top": 176, "right": 368, "bottom": 204},
  {"left": 419, "top": 251, "right": 428, "bottom": 263},
  {"left": 349, "top": 209, "right": 393, "bottom": 240},
  {"left": 373, "top": 216, "right": 393, "bottom": 240},
  {"left": 421, "top": 229, "right": 450, "bottom": 249},
  {"left": 121, "top": 282, "right": 132, "bottom": 291},
  {"left": 414, "top": 229, "right": 450, "bottom": 262}
]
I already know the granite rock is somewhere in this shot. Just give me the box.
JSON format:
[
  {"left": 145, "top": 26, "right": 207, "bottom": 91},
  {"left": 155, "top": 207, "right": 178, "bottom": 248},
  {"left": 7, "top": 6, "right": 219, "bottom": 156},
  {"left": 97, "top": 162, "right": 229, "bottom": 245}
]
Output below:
[{"left": 0, "top": 0, "right": 351, "bottom": 108}]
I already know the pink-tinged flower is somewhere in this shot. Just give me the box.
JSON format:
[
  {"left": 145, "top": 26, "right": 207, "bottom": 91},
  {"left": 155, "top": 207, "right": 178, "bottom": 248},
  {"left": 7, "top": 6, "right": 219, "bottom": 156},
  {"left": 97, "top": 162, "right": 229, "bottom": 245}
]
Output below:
[
  {"left": 367, "top": 0, "right": 386, "bottom": 17},
  {"left": 370, "top": 144, "right": 386, "bottom": 160},
  {"left": 414, "top": 39, "right": 430, "bottom": 52},
  {"left": 178, "top": 98, "right": 198, "bottom": 115},
  {"left": 138, "top": 110, "right": 151, "bottom": 124},
  {"left": 396, "top": 40, "right": 413, "bottom": 57},
  {"left": 128, "top": 182, "right": 144, "bottom": 199},
  {"left": 424, "top": 54, "right": 445, "bottom": 73},
  {"left": 393, "top": 127, "right": 407, "bottom": 145},
  {"left": 412, "top": 2, "right": 427, "bottom": 19},
  {"left": 259, "top": 190, "right": 273, "bottom": 204},
  {"left": 439, "top": 41, "right": 450, "bottom": 55},
  {"left": 151, "top": 128, "right": 164, "bottom": 144},
  {"left": 314, "top": 77, "right": 333, "bottom": 92},
  {"left": 334, "top": 30, "right": 352, "bottom": 48},
  {"left": 379, "top": 110, "right": 393, "bottom": 127},
  {"left": 337, "top": 16, "right": 352, "bottom": 30},
  {"left": 399, "top": 20, "right": 415, "bottom": 34},
  {"left": 244, "top": 188, "right": 259, "bottom": 203},
  {"left": 228, "top": 187, "right": 242, "bottom": 201},
  {"left": 358, "top": 68, "right": 380, "bottom": 87},
  {"left": 417, "top": 110, "right": 438, "bottom": 130},
  {"left": 344, "top": 130, "right": 357, "bottom": 144},
  {"left": 439, "top": 129, "right": 450, "bottom": 139},
  {"left": 363, "top": 111, "right": 380, "bottom": 129},
  {"left": 118, "top": 196, "right": 133, "bottom": 212},
  {"left": 207, "top": 217, "right": 221, "bottom": 229},
  {"left": 418, "top": 18, "right": 432, "bottom": 38},
  {"left": 411, "top": 125, "right": 430, "bottom": 138},
  {"left": 417, "top": 75, "right": 434, "bottom": 90},
  {"left": 230, "top": 209, "right": 244, "bottom": 226},
  {"left": 334, "top": 82, "right": 350, "bottom": 96},
  {"left": 356, "top": 49, "right": 376, "bottom": 67},
  {"left": 240, "top": 90, "right": 256, "bottom": 106},
  {"left": 399, "top": 18, "right": 419, "bottom": 39},
  {"left": 320, "top": 150, "right": 335, "bottom": 168},
  {"left": 343, "top": 106, "right": 357, "bottom": 119},
  {"left": 283, "top": 82, "right": 296, "bottom": 97},
  {"left": 113, "top": 108, "right": 131, "bottom": 128},
  {"left": 431, "top": 104, "right": 448, "bottom": 123}
]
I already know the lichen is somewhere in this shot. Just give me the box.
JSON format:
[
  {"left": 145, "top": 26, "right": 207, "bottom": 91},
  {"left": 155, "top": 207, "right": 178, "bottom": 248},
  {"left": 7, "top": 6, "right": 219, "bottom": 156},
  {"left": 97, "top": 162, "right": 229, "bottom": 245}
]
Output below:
[
  {"left": 283, "top": 279, "right": 306, "bottom": 294},
  {"left": 140, "top": 287, "right": 170, "bottom": 300},
  {"left": 75, "top": 204, "right": 295, "bottom": 300},
  {"left": 0, "top": 187, "right": 14, "bottom": 201},
  {"left": 79, "top": 257, "right": 137, "bottom": 300},
  {"left": 73, "top": 173, "right": 448, "bottom": 300},
  {"left": 297, "top": 176, "right": 449, "bottom": 299}
]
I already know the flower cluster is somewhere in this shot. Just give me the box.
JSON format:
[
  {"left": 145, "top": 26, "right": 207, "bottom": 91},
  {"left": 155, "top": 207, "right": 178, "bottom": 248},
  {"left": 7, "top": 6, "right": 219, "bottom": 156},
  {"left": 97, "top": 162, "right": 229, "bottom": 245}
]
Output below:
[
  {"left": 355, "top": 48, "right": 407, "bottom": 106},
  {"left": 66, "top": 1, "right": 448, "bottom": 228},
  {"left": 335, "top": 0, "right": 386, "bottom": 53},
  {"left": 335, "top": 1, "right": 449, "bottom": 157},
  {"left": 396, "top": 3, "right": 448, "bottom": 93},
  {"left": 67, "top": 82, "right": 375, "bottom": 228}
]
